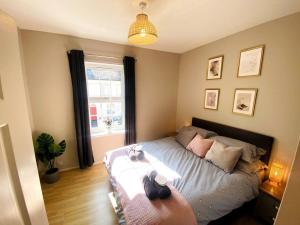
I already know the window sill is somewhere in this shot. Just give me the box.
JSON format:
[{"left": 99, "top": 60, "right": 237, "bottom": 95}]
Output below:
[{"left": 91, "top": 130, "right": 125, "bottom": 138}]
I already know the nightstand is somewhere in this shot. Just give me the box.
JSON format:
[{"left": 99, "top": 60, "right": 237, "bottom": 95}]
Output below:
[{"left": 254, "top": 181, "right": 284, "bottom": 225}]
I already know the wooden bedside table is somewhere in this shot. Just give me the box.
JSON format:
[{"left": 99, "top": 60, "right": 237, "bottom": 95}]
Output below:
[{"left": 254, "top": 181, "right": 284, "bottom": 225}]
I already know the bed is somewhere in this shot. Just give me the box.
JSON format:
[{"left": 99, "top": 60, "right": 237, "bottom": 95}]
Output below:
[{"left": 104, "top": 117, "right": 274, "bottom": 225}]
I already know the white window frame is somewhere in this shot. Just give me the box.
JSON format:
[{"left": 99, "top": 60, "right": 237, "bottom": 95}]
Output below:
[{"left": 85, "top": 61, "right": 125, "bottom": 137}]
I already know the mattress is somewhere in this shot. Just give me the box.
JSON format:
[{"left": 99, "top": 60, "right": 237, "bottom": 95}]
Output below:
[{"left": 105, "top": 137, "right": 260, "bottom": 225}]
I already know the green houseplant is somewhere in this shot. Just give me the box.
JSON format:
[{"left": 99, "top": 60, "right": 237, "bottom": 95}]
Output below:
[{"left": 34, "top": 133, "right": 66, "bottom": 184}]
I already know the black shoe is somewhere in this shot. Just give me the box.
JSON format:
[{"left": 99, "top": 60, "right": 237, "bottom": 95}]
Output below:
[
  {"left": 149, "top": 171, "right": 171, "bottom": 199},
  {"left": 143, "top": 175, "right": 159, "bottom": 200}
]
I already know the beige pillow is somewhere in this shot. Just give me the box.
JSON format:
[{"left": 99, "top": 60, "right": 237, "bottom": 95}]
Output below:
[
  {"left": 210, "top": 136, "right": 257, "bottom": 163},
  {"left": 205, "top": 141, "right": 242, "bottom": 173}
]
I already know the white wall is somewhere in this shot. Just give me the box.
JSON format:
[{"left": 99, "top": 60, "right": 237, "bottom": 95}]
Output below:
[
  {"left": 0, "top": 10, "right": 48, "bottom": 225},
  {"left": 275, "top": 137, "right": 300, "bottom": 225}
]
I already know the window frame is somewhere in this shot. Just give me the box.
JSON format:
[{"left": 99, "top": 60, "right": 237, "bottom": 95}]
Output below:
[{"left": 85, "top": 61, "right": 125, "bottom": 137}]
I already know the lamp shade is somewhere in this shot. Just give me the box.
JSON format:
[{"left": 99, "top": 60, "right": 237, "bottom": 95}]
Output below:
[
  {"left": 269, "top": 163, "right": 284, "bottom": 184},
  {"left": 128, "top": 13, "right": 158, "bottom": 45}
]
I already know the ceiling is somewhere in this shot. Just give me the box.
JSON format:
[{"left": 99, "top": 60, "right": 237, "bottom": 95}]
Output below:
[{"left": 1, "top": 0, "right": 300, "bottom": 53}]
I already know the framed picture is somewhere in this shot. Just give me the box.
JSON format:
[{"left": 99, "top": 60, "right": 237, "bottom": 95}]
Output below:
[
  {"left": 237, "top": 45, "right": 264, "bottom": 77},
  {"left": 204, "top": 89, "right": 220, "bottom": 110},
  {"left": 207, "top": 55, "right": 223, "bottom": 80},
  {"left": 233, "top": 88, "right": 258, "bottom": 116}
]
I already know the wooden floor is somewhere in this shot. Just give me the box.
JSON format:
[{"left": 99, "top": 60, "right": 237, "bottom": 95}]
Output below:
[
  {"left": 42, "top": 164, "right": 118, "bottom": 225},
  {"left": 42, "top": 164, "right": 263, "bottom": 225}
]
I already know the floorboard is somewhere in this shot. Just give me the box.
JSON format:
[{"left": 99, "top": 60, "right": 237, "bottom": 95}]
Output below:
[{"left": 42, "top": 164, "right": 118, "bottom": 225}]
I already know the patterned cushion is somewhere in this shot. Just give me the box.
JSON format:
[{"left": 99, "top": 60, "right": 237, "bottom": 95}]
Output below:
[{"left": 236, "top": 160, "right": 268, "bottom": 174}]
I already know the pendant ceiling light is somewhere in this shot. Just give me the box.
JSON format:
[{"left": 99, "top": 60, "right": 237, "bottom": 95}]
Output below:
[{"left": 128, "top": 1, "right": 158, "bottom": 45}]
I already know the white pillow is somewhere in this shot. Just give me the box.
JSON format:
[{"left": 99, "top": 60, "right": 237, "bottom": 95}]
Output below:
[{"left": 205, "top": 141, "right": 242, "bottom": 173}]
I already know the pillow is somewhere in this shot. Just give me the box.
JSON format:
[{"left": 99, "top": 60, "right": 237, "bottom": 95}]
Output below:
[
  {"left": 257, "top": 148, "right": 267, "bottom": 156},
  {"left": 176, "top": 126, "right": 216, "bottom": 147},
  {"left": 210, "top": 136, "right": 257, "bottom": 163},
  {"left": 236, "top": 160, "right": 268, "bottom": 174},
  {"left": 194, "top": 127, "right": 217, "bottom": 139},
  {"left": 176, "top": 127, "right": 198, "bottom": 148},
  {"left": 205, "top": 141, "right": 242, "bottom": 173},
  {"left": 186, "top": 134, "right": 214, "bottom": 158}
]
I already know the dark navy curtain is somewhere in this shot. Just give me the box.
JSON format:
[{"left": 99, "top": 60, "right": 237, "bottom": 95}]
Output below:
[
  {"left": 67, "top": 50, "right": 94, "bottom": 169},
  {"left": 123, "top": 56, "right": 136, "bottom": 145}
]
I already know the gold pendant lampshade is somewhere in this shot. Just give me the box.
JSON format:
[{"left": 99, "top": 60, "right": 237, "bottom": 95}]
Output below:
[{"left": 128, "top": 1, "right": 158, "bottom": 45}]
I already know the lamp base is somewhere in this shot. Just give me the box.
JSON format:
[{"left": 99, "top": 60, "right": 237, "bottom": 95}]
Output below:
[{"left": 268, "top": 179, "right": 281, "bottom": 187}]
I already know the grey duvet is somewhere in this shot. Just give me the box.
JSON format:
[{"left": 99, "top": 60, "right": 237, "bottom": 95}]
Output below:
[{"left": 105, "top": 137, "right": 260, "bottom": 225}]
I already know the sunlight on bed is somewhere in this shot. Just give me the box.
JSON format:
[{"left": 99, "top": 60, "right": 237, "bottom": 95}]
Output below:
[
  {"left": 144, "top": 151, "right": 182, "bottom": 181},
  {"left": 109, "top": 147, "right": 181, "bottom": 201}
]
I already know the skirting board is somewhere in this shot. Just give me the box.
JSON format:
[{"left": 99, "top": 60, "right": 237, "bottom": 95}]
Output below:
[{"left": 58, "top": 160, "right": 104, "bottom": 172}]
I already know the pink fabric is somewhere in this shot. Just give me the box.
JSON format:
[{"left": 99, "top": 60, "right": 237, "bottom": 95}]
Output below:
[
  {"left": 186, "top": 134, "right": 214, "bottom": 158},
  {"left": 117, "top": 182, "right": 197, "bottom": 225},
  {"left": 105, "top": 147, "right": 197, "bottom": 225}
]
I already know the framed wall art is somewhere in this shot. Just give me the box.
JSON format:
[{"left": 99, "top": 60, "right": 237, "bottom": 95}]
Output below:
[
  {"left": 204, "top": 89, "right": 220, "bottom": 110},
  {"left": 207, "top": 55, "right": 223, "bottom": 80},
  {"left": 232, "top": 88, "right": 258, "bottom": 116},
  {"left": 237, "top": 45, "right": 264, "bottom": 77}
]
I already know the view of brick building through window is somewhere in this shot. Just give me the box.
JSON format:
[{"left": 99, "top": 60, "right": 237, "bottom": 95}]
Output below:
[{"left": 85, "top": 62, "right": 125, "bottom": 135}]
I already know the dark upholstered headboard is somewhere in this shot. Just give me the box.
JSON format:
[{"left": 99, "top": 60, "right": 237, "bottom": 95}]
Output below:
[{"left": 192, "top": 117, "right": 274, "bottom": 164}]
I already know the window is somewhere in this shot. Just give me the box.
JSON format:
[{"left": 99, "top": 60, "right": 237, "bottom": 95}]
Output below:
[{"left": 85, "top": 62, "right": 125, "bottom": 136}]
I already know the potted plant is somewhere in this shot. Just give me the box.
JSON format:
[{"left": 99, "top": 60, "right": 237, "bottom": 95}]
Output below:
[
  {"left": 104, "top": 117, "right": 113, "bottom": 132},
  {"left": 34, "top": 133, "right": 66, "bottom": 184}
]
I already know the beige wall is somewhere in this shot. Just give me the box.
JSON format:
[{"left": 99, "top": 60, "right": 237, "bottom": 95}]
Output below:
[
  {"left": 20, "top": 30, "right": 179, "bottom": 170},
  {"left": 275, "top": 137, "right": 300, "bottom": 225},
  {"left": 0, "top": 10, "right": 48, "bottom": 225},
  {"left": 176, "top": 13, "right": 300, "bottom": 178},
  {"left": 91, "top": 133, "right": 125, "bottom": 163}
]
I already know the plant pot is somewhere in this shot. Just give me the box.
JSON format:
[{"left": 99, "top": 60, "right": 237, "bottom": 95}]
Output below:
[
  {"left": 44, "top": 168, "right": 59, "bottom": 184},
  {"left": 106, "top": 126, "right": 112, "bottom": 133}
]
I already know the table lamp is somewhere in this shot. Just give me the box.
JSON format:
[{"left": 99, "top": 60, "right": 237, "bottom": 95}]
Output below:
[{"left": 269, "top": 162, "right": 284, "bottom": 186}]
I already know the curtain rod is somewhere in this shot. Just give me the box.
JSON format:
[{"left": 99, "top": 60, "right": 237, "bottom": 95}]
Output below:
[
  {"left": 67, "top": 51, "right": 136, "bottom": 62},
  {"left": 85, "top": 53, "right": 137, "bottom": 62},
  {"left": 85, "top": 53, "right": 122, "bottom": 60}
]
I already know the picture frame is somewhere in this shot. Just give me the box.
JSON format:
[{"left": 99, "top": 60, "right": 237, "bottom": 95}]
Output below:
[
  {"left": 232, "top": 88, "right": 258, "bottom": 116},
  {"left": 237, "top": 45, "right": 264, "bottom": 77},
  {"left": 207, "top": 55, "right": 223, "bottom": 80},
  {"left": 204, "top": 89, "right": 220, "bottom": 110}
]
